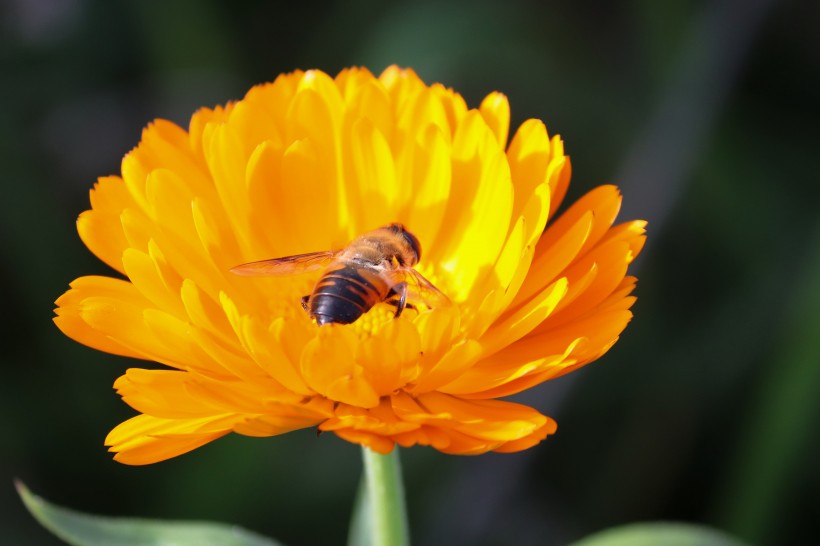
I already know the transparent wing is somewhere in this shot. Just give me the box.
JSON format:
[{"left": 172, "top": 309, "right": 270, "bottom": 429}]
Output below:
[
  {"left": 230, "top": 251, "right": 338, "bottom": 276},
  {"left": 384, "top": 267, "right": 451, "bottom": 309}
]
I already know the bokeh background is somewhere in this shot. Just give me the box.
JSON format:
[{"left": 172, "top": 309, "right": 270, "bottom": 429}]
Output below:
[{"left": 2, "top": 0, "right": 818, "bottom": 545}]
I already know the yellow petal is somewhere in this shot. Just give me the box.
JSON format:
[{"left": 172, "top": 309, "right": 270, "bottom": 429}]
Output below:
[
  {"left": 398, "top": 125, "right": 452, "bottom": 257},
  {"left": 479, "top": 277, "right": 568, "bottom": 357},
  {"left": 408, "top": 339, "right": 482, "bottom": 394},
  {"left": 479, "top": 92, "right": 510, "bottom": 148},
  {"left": 432, "top": 112, "right": 514, "bottom": 299},
  {"left": 106, "top": 414, "right": 235, "bottom": 465},
  {"left": 122, "top": 245, "right": 184, "bottom": 318},
  {"left": 232, "top": 407, "right": 326, "bottom": 438},
  {"left": 300, "top": 325, "right": 380, "bottom": 408},
  {"left": 513, "top": 209, "right": 592, "bottom": 307},
  {"left": 443, "top": 339, "right": 583, "bottom": 398},
  {"left": 357, "top": 316, "right": 422, "bottom": 395},
  {"left": 346, "top": 118, "right": 400, "bottom": 230},
  {"left": 115, "top": 369, "right": 218, "bottom": 418}
]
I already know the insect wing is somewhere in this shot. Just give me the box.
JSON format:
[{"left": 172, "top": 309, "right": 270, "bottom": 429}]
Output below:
[
  {"left": 406, "top": 269, "right": 451, "bottom": 308},
  {"left": 384, "top": 268, "right": 451, "bottom": 310},
  {"left": 230, "top": 251, "right": 337, "bottom": 276}
]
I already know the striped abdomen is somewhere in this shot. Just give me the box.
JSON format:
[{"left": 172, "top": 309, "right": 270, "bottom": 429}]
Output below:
[{"left": 308, "top": 263, "right": 391, "bottom": 325}]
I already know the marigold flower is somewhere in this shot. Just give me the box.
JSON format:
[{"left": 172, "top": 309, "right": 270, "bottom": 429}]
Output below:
[{"left": 54, "top": 66, "right": 646, "bottom": 465}]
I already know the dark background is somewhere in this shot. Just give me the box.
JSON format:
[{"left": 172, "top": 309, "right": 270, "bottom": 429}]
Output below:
[{"left": 2, "top": 1, "right": 818, "bottom": 545}]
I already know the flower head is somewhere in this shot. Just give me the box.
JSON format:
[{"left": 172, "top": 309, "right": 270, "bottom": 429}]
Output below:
[{"left": 55, "top": 66, "right": 646, "bottom": 464}]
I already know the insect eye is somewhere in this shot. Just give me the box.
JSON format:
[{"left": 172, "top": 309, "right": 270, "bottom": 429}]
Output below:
[{"left": 398, "top": 227, "right": 422, "bottom": 262}]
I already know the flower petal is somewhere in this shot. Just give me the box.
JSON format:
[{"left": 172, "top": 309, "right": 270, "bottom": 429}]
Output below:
[
  {"left": 105, "top": 414, "right": 236, "bottom": 465},
  {"left": 432, "top": 112, "right": 514, "bottom": 300},
  {"left": 300, "top": 326, "right": 380, "bottom": 408},
  {"left": 479, "top": 92, "right": 510, "bottom": 148}
]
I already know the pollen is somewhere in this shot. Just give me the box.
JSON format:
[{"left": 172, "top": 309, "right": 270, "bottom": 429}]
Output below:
[{"left": 352, "top": 305, "right": 401, "bottom": 338}]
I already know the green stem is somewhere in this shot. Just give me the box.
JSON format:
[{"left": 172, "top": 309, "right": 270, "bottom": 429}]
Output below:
[{"left": 362, "top": 447, "right": 409, "bottom": 546}]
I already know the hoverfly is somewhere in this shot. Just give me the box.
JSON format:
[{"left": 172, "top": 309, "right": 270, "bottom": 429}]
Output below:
[{"left": 231, "top": 223, "right": 449, "bottom": 325}]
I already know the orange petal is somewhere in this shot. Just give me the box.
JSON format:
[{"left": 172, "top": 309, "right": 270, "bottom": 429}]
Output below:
[{"left": 105, "top": 414, "right": 236, "bottom": 465}]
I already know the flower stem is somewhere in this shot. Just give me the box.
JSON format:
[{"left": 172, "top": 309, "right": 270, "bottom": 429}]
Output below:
[{"left": 361, "top": 446, "right": 409, "bottom": 546}]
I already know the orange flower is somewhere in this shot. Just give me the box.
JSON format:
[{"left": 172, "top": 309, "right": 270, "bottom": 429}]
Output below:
[{"left": 54, "top": 67, "right": 646, "bottom": 464}]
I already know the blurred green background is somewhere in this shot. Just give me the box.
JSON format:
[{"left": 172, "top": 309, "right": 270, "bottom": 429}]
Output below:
[{"left": 2, "top": 0, "right": 818, "bottom": 545}]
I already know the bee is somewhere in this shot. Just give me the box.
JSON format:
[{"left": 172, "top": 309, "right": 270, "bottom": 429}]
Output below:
[{"left": 231, "top": 223, "right": 449, "bottom": 325}]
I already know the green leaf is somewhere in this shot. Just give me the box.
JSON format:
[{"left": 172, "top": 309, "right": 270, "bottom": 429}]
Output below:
[
  {"left": 16, "top": 481, "right": 285, "bottom": 546},
  {"left": 567, "top": 522, "right": 750, "bottom": 546}
]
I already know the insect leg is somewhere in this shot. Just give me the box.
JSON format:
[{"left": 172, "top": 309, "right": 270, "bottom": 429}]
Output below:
[
  {"left": 301, "top": 295, "right": 310, "bottom": 312},
  {"left": 385, "top": 299, "right": 416, "bottom": 312},
  {"left": 390, "top": 282, "right": 408, "bottom": 318}
]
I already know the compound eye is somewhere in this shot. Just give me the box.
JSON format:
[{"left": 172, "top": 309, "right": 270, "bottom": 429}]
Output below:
[{"left": 398, "top": 227, "right": 422, "bottom": 262}]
